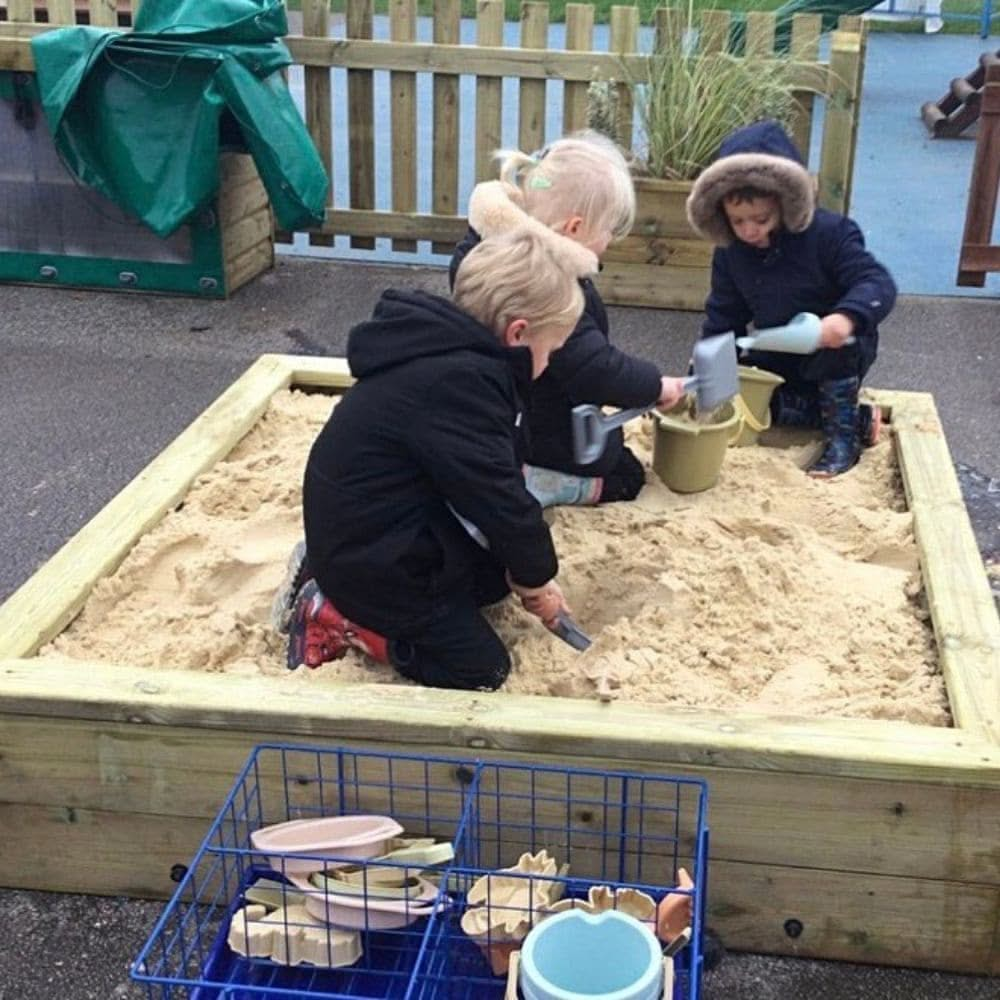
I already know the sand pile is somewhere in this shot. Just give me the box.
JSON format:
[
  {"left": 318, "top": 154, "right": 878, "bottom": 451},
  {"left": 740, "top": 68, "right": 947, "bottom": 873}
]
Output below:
[{"left": 42, "top": 389, "right": 950, "bottom": 726}]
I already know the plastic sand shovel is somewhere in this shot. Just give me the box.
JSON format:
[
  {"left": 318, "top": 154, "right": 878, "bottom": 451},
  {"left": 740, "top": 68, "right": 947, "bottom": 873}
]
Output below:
[
  {"left": 571, "top": 332, "right": 738, "bottom": 466},
  {"left": 548, "top": 610, "right": 592, "bottom": 651},
  {"left": 735, "top": 312, "right": 854, "bottom": 354}
]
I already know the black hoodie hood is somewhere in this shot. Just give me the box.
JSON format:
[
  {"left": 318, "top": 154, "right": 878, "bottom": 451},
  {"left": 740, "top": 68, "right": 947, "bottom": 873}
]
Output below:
[
  {"left": 686, "top": 120, "right": 815, "bottom": 247},
  {"left": 347, "top": 289, "right": 534, "bottom": 391}
]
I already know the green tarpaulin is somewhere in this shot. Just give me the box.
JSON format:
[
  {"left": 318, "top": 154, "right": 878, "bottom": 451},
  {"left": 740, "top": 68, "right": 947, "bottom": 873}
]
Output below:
[{"left": 31, "top": 0, "right": 328, "bottom": 238}]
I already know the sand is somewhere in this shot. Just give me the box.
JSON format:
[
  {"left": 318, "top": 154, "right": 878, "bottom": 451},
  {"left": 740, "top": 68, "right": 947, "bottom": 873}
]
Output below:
[{"left": 42, "top": 389, "right": 951, "bottom": 726}]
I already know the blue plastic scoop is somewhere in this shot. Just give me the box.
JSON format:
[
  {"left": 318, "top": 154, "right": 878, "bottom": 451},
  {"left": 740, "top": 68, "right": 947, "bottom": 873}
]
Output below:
[
  {"left": 571, "top": 332, "right": 738, "bottom": 466},
  {"left": 735, "top": 312, "right": 854, "bottom": 354}
]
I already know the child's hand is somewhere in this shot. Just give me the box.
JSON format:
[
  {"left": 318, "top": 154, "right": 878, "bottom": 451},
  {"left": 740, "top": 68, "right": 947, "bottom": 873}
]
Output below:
[
  {"left": 656, "top": 376, "right": 687, "bottom": 411},
  {"left": 509, "top": 577, "right": 569, "bottom": 625},
  {"left": 819, "top": 312, "right": 856, "bottom": 349}
]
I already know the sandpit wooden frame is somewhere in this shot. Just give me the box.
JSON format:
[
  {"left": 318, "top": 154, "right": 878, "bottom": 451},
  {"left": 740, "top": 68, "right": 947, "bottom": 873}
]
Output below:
[{"left": 0, "top": 354, "right": 998, "bottom": 973}]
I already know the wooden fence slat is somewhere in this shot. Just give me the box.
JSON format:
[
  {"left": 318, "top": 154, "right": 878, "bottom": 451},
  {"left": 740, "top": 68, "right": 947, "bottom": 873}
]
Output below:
[
  {"left": 87, "top": 0, "right": 118, "bottom": 28},
  {"left": 45, "top": 0, "right": 75, "bottom": 23},
  {"left": 323, "top": 207, "right": 468, "bottom": 244},
  {"left": 745, "top": 11, "right": 776, "bottom": 58},
  {"left": 563, "top": 4, "right": 594, "bottom": 135},
  {"left": 654, "top": 6, "right": 682, "bottom": 53},
  {"left": 1, "top": 22, "right": 832, "bottom": 96},
  {"left": 389, "top": 0, "right": 418, "bottom": 251},
  {"left": 282, "top": 38, "right": 828, "bottom": 93},
  {"left": 609, "top": 5, "right": 638, "bottom": 150},
  {"left": 431, "top": 0, "right": 460, "bottom": 253},
  {"left": 957, "top": 65, "right": 1000, "bottom": 286},
  {"left": 699, "top": 9, "right": 730, "bottom": 56},
  {"left": 347, "top": 0, "right": 376, "bottom": 250},
  {"left": 303, "top": 0, "right": 334, "bottom": 248},
  {"left": 818, "top": 29, "right": 863, "bottom": 213},
  {"left": 6, "top": 0, "right": 33, "bottom": 21},
  {"left": 475, "top": 0, "right": 504, "bottom": 183},
  {"left": 518, "top": 2, "right": 548, "bottom": 157},
  {"left": 789, "top": 13, "right": 822, "bottom": 162}
]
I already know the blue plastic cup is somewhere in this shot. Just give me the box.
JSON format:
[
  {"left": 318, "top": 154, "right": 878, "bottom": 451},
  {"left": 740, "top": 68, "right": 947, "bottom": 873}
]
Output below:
[{"left": 519, "top": 908, "right": 663, "bottom": 1000}]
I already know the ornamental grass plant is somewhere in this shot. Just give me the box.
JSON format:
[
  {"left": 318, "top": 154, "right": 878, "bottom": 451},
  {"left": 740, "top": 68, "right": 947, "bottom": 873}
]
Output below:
[{"left": 592, "top": 2, "right": 813, "bottom": 181}]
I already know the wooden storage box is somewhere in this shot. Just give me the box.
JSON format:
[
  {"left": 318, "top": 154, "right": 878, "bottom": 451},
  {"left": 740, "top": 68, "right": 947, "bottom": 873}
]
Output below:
[
  {"left": 0, "top": 69, "right": 273, "bottom": 298},
  {"left": 0, "top": 355, "right": 997, "bottom": 973}
]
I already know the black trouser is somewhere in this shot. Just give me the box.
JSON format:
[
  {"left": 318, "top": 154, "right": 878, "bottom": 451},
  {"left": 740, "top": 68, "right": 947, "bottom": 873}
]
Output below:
[
  {"left": 599, "top": 445, "right": 645, "bottom": 503},
  {"left": 746, "top": 334, "right": 877, "bottom": 393},
  {"left": 390, "top": 549, "right": 512, "bottom": 691}
]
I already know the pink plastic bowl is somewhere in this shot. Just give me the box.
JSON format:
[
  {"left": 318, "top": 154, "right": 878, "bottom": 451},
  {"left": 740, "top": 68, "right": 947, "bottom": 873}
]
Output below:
[{"left": 250, "top": 815, "right": 404, "bottom": 874}]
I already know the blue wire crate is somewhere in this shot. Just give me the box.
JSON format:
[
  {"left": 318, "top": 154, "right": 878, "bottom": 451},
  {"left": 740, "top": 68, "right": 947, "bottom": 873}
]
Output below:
[{"left": 132, "top": 744, "right": 709, "bottom": 1000}]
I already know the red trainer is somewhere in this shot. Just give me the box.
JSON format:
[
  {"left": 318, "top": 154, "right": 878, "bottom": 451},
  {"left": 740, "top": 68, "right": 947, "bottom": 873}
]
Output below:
[{"left": 286, "top": 580, "right": 390, "bottom": 669}]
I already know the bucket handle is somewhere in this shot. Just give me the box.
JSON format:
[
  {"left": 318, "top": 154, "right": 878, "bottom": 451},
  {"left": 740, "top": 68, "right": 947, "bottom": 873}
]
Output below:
[{"left": 732, "top": 393, "right": 770, "bottom": 436}]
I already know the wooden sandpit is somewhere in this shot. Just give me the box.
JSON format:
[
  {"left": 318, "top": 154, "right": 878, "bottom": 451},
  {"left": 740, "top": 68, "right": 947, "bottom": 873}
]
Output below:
[{"left": 0, "top": 354, "right": 997, "bottom": 973}]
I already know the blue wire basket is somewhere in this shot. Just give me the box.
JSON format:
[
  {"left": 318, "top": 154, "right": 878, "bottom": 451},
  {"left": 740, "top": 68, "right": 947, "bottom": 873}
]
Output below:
[{"left": 132, "top": 743, "right": 709, "bottom": 1000}]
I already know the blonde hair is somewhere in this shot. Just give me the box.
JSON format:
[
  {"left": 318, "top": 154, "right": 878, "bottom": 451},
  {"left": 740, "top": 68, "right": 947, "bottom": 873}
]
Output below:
[
  {"left": 453, "top": 228, "right": 587, "bottom": 339},
  {"left": 494, "top": 130, "right": 636, "bottom": 241}
]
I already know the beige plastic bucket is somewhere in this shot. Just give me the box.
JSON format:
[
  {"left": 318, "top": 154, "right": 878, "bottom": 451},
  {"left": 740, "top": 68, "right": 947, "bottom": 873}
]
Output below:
[
  {"left": 651, "top": 399, "right": 741, "bottom": 493},
  {"left": 731, "top": 366, "right": 785, "bottom": 447}
]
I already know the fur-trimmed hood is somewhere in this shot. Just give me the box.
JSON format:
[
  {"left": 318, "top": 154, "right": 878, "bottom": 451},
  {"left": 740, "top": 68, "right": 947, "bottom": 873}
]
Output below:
[
  {"left": 686, "top": 121, "right": 815, "bottom": 247},
  {"left": 466, "top": 180, "right": 599, "bottom": 276}
]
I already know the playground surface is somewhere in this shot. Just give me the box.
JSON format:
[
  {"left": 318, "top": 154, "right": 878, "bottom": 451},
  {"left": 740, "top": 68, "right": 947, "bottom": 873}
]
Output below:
[{"left": 850, "top": 30, "right": 1000, "bottom": 296}]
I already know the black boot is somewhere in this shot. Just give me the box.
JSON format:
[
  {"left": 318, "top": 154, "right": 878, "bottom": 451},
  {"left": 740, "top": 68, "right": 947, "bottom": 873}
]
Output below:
[
  {"left": 858, "top": 402, "right": 882, "bottom": 447},
  {"left": 770, "top": 386, "right": 821, "bottom": 429},
  {"left": 809, "top": 377, "right": 861, "bottom": 478}
]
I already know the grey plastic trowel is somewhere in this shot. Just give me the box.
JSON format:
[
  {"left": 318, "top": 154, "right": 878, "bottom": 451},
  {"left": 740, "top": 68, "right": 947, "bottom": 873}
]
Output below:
[
  {"left": 571, "top": 332, "right": 739, "bottom": 466},
  {"left": 735, "top": 312, "right": 854, "bottom": 354},
  {"left": 548, "top": 610, "right": 593, "bottom": 651}
]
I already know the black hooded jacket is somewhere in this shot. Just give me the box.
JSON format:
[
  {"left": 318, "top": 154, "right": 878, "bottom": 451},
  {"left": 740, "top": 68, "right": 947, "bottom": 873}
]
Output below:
[
  {"left": 303, "top": 289, "right": 558, "bottom": 636},
  {"left": 451, "top": 231, "right": 662, "bottom": 477}
]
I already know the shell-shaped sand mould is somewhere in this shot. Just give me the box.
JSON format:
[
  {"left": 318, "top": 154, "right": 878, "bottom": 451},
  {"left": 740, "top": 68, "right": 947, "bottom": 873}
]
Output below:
[
  {"left": 544, "top": 884, "right": 657, "bottom": 929},
  {"left": 460, "top": 850, "right": 566, "bottom": 942}
]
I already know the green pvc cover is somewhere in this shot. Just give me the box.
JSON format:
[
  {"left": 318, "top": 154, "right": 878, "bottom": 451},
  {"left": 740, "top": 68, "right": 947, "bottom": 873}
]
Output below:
[{"left": 30, "top": 0, "right": 328, "bottom": 238}]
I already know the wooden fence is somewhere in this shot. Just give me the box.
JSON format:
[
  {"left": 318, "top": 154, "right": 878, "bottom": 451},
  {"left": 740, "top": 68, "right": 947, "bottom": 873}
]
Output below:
[
  {"left": 957, "top": 63, "right": 1000, "bottom": 287},
  {"left": 0, "top": 2, "right": 866, "bottom": 309}
]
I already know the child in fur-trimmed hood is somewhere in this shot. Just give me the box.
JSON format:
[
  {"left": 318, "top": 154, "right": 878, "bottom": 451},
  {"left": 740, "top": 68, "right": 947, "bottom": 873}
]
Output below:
[{"left": 686, "top": 120, "right": 897, "bottom": 478}]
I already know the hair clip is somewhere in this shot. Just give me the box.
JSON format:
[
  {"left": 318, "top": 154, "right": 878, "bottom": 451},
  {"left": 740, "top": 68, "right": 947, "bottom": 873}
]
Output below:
[{"left": 528, "top": 173, "right": 553, "bottom": 190}]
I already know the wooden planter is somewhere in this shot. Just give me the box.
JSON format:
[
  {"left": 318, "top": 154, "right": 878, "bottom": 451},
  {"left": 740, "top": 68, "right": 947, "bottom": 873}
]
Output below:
[
  {"left": 0, "top": 355, "right": 998, "bottom": 974},
  {"left": 598, "top": 177, "right": 710, "bottom": 311}
]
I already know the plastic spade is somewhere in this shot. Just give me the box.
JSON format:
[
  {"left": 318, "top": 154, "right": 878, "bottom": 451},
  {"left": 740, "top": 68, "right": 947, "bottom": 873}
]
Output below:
[
  {"left": 547, "top": 610, "right": 593, "bottom": 651},
  {"left": 735, "top": 312, "right": 854, "bottom": 354},
  {"left": 571, "top": 332, "right": 739, "bottom": 466}
]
